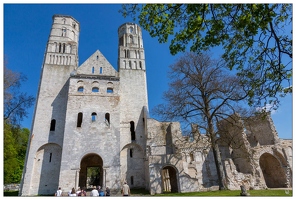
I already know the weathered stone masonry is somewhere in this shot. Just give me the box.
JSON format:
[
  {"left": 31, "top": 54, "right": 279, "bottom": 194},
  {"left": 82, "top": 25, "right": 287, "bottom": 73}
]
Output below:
[{"left": 19, "top": 15, "right": 292, "bottom": 196}]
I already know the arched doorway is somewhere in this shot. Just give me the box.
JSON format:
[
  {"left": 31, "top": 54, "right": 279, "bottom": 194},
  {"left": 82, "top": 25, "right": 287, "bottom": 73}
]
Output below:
[
  {"left": 259, "top": 153, "right": 287, "bottom": 188},
  {"left": 162, "top": 166, "right": 178, "bottom": 193},
  {"left": 79, "top": 153, "right": 103, "bottom": 190}
]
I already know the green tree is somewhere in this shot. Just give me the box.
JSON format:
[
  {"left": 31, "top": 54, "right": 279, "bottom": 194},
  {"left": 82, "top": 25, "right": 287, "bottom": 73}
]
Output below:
[
  {"left": 153, "top": 52, "right": 250, "bottom": 190},
  {"left": 120, "top": 4, "right": 292, "bottom": 110},
  {"left": 3, "top": 60, "right": 34, "bottom": 184},
  {"left": 4, "top": 122, "right": 30, "bottom": 184}
]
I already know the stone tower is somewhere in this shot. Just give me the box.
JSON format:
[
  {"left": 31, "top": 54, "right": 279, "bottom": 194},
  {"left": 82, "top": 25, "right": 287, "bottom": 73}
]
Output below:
[
  {"left": 19, "top": 15, "right": 80, "bottom": 196},
  {"left": 117, "top": 22, "right": 148, "bottom": 189}
]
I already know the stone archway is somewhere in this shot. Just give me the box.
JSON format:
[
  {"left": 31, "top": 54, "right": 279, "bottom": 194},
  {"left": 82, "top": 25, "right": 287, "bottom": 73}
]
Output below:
[
  {"left": 162, "top": 165, "right": 178, "bottom": 193},
  {"left": 259, "top": 153, "right": 287, "bottom": 188},
  {"left": 79, "top": 153, "right": 103, "bottom": 190}
]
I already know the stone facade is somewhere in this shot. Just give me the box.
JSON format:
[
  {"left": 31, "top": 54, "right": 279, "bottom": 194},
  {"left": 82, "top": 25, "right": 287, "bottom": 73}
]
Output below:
[{"left": 19, "top": 15, "right": 292, "bottom": 196}]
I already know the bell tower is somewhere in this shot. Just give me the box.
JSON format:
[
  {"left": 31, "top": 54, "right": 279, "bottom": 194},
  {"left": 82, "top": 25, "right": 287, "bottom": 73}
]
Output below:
[
  {"left": 118, "top": 22, "right": 145, "bottom": 71},
  {"left": 19, "top": 15, "right": 80, "bottom": 196},
  {"left": 118, "top": 23, "right": 148, "bottom": 188}
]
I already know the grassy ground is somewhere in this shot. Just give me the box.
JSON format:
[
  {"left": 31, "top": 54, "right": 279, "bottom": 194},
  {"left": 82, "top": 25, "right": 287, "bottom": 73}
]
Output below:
[{"left": 4, "top": 188, "right": 292, "bottom": 197}]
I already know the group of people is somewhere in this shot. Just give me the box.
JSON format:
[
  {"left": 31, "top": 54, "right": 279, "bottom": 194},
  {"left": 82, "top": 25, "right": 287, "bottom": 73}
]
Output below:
[
  {"left": 90, "top": 186, "right": 111, "bottom": 196},
  {"left": 55, "top": 182, "right": 130, "bottom": 197}
]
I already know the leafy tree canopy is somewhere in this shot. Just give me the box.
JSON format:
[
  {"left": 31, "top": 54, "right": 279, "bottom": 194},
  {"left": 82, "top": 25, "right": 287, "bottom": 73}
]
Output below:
[{"left": 120, "top": 4, "right": 292, "bottom": 110}]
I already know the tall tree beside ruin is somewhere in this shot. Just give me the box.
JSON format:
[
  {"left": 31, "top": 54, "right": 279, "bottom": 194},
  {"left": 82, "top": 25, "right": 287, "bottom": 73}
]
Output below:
[
  {"left": 120, "top": 4, "right": 292, "bottom": 110},
  {"left": 153, "top": 52, "right": 250, "bottom": 190}
]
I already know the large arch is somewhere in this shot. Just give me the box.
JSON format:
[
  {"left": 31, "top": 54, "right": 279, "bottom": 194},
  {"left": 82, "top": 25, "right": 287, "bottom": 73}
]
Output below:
[
  {"left": 79, "top": 153, "right": 103, "bottom": 190},
  {"left": 259, "top": 153, "right": 287, "bottom": 188},
  {"left": 161, "top": 165, "right": 179, "bottom": 193},
  {"left": 120, "top": 143, "right": 145, "bottom": 188},
  {"left": 31, "top": 143, "right": 62, "bottom": 195}
]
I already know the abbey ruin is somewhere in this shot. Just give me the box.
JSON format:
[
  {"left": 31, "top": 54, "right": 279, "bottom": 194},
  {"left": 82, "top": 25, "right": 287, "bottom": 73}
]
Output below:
[{"left": 19, "top": 15, "right": 292, "bottom": 196}]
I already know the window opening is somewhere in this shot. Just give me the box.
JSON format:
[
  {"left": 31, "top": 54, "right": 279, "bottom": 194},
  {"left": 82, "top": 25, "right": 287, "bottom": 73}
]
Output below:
[
  {"left": 107, "top": 88, "right": 113, "bottom": 93},
  {"left": 130, "top": 148, "right": 133, "bottom": 157},
  {"left": 59, "top": 43, "right": 62, "bottom": 53},
  {"left": 129, "top": 61, "right": 132, "bottom": 68},
  {"left": 92, "top": 67, "right": 95, "bottom": 74},
  {"left": 78, "top": 86, "right": 84, "bottom": 92},
  {"left": 50, "top": 119, "right": 56, "bottom": 131},
  {"left": 130, "top": 121, "right": 135, "bottom": 140},
  {"left": 63, "top": 43, "right": 66, "bottom": 53},
  {"left": 139, "top": 61, "right": 142, "bottom": 69},
  {"left": 92, "top": 87, "right": 99, "bottom": 93},
  {"left": 190, "top": 153, "right": 194, "bottom": 163},
  {"left": 97, "top": 55, "right": 99, "bottom": 60},
  {"left": 77, "top": 112, "right": 83, "bottom": 127},
  {"left": 129, "top": 27, "right": 133, "bottom": 33},
  {"left": 92, "top": 113, "right": 97, "bottom": 122},
  {"left": 130, "top": 35, "right": 134, "bottom": 43},
  {"left": 49, "top": 153, "right": 52, "bottom": 162},
  {"left": 131, "top": 176, "right": 134, "bottom": 185},
  {"left": 105, "top": 113, "right": 110, "bottom": 124},
  {"left": 100, "top": 67, "right": 103, "bottom": 74}
]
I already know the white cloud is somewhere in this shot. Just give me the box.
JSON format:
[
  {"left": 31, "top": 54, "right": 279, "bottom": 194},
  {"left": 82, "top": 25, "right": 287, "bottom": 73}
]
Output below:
[{"left": 256, "top": 104, "right": 277, "bottom": 115}]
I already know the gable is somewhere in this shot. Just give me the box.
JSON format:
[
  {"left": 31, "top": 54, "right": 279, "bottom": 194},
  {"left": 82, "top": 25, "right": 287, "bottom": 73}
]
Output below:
[{"left": 77, "top": 50, "right": 118, "bottom": 77}]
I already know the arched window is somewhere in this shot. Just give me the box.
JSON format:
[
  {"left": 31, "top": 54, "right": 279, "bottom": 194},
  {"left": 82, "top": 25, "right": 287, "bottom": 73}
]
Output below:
[
  {"left": 139, "top": 61, "right": 142, "bottom": 69},
  {"left": 129, "top": 61, "right": 132, "bottom": 68},
  {"left": 127, "top": 50, "right": 130, "bottom": 58},
  {"left": 130, "top": 35, "right": 134, "bottom": 44},
  {"left": 78, "top": 86, "right": 84, "bottom": 92},
  {"left": 129, "top": 27, "right": 133, "bottom": 33},
  {"left": 130, "top": 121, "right": 135, "bottom": 141},
  {"left": 100, "top": 67, "right": 103, "bottom": 74},
  {"left": 92, "top": 87, "right": 99, "bottom": 93},
  {"left": 63, "top": 43, "right": 66, "bottom": 53},
  {"left": 77, "top": 112, "right": 83, "bottom": 127},
  {"left": 59, "top": 43, "right": 62, "bottom": 53},
  {"left": 105, "top": 113, "right": 110, "bottom": 124},
  {"left": 134, "top": 61, "right": 137, "bottom": 69},
  {"left": 50, "top": 119, "right": 56, "bottom": 131},
  {"left": 91, "top": 112, "right": 97, "bottom": 122},
  {"left": 92, "top": 67, "right": 95, "bottom": 74},
  {"left": 107, "top": 88, "right": 113, "bottom": 93}
]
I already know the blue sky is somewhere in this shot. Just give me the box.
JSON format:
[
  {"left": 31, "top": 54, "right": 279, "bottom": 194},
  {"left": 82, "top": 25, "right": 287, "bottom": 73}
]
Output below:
[{"left": 3, "top": 3, "right": 292, "bottom": 139}]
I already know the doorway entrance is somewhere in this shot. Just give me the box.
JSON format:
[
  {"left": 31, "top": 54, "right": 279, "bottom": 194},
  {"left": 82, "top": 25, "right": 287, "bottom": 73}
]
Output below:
[
  {"left": 79, "top": 153, "right": 103, "bottom": 190},
  {"left": 162, "top": 166, "right": 178, "bottom": 193}
]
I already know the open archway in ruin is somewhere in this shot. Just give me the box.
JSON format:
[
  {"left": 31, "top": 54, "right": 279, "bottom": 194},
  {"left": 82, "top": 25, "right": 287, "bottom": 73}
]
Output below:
[
  {"left": 79, "top": 153, "right": 103, "bottom": 190},
  {"left": 162, "top": 165, "right": 179, "bottom": 193},
  {"left": 259, "top": 153, "right": 287, "bottom": 188}
]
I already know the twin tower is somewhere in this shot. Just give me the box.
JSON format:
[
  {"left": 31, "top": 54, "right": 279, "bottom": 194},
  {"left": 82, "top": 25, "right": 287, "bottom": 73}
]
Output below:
[{"left": 20, "top": 15, "right": 149, "bottom": 196}]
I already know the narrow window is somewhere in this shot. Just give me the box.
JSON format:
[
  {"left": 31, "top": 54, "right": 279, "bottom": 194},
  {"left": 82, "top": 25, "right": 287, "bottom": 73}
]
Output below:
[
  {"left": 91, "top": 112, "right": 97, "bottom": 122},
  {"left": 129, "top": 27, "right": 133, "bottom": 33},
  {"left": 49, "top": 153, "right": 52, "bottom": 162},
  {"left": 190, "top": 152, "right": 194, "bottom": 163},
  {"left": 129, "top": 61, "right": 132, "bottom": 68},
  {"left": 50, "top": 119, "right": 56, "bottom": 131},
  {"left": 92, "top": 87, "right": 99, "bottom": 93},
  {"left": 107, "top": 88, "right": 113, "bottom": 93},
  {"left": 63, "top": 43, "right": 66, "bottom": 53},
  {"left": 92, "top": 67, "right": 95, "bottom": 74},
  {"left": 127, "top": 50, "right": 130, "bottom": 58},
  {"left": 97, "top": 55, "right": 99, "bottom": 60},
  {"left": 134, "top": 61, "right": 137, "bottom": 69},
  {"left": 105, "top": 113, "right": 110, "bottom": 124},
  {"left": 100, "top": 67, "right": 103, "bottom": 74},
  {"left": 124, "top": 50, "right": 127, "bottom": 58},
  {"left": 78, "top": 86, "right": 84, "bottom": 92},
  {"left": 131, "top": 176, "right": 134, "bottom": 185},
  {"left": 130, "top": 121, "right": 135, "bottom": 140},
  {"left": 139, "top": 61, "right": 142, "bottom": 69},
  {"left": 130, "top": 35, "right": 134, "bottom": 44},
  {"left": 130, "top": 148, "right": 133, "bottom": 157},
  {"left": 59, "top": 43, "right": 62, "bottom": 53},
  {"left": 77, "top": 112, "right": 83, "bottom": 127}
]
